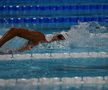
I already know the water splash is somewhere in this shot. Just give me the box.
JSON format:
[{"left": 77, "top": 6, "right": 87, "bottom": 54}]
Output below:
[
  {"left": 30, "top": 22, "right": 108, "bottom": 53},
  {"left": 0, "top": 22, "right": 108, "bottom": 53},
  {"left": 66, "top": 22, "right": 108, "bottom": 48}
]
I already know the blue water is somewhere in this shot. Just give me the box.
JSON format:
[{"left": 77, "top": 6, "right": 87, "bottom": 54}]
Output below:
[
  {"left": 0, "top": 58, "right": 108, "bottom": 79},
  {"left": 0, "top": 0, "right": 108, "bottom": 90}
]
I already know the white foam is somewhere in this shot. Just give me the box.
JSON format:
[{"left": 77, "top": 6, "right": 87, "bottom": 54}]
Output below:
[
  {"left": 67, "top": 22, "right": 108, "bottom": 47},
  {"left": 0, "top": 52, "right": 108, "bottom": 60}
]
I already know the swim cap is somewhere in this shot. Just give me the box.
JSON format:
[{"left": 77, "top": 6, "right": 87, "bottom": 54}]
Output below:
[{"left": 60, "top": 31, "right": 69, "bottom": 39}]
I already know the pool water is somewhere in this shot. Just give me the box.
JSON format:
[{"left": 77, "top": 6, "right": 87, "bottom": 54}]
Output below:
[
  {"left": 0, "top": 0, "right": 108, "bottom": 90},
  {"left": 0, "top": 23, "right": 108, "bottom": 89},
  {"left": 0, "top": 58, "right": 108, "bottom": 79}
]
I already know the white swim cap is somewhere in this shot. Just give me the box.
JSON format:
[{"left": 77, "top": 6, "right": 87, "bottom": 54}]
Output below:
[{"left": 60, "top": 31, "right": 69, "bottom": 39}]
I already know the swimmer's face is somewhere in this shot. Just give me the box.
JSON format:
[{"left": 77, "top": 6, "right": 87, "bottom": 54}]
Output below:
[{"left": 52, "top": 34, "right": 65, "bottom": 41}]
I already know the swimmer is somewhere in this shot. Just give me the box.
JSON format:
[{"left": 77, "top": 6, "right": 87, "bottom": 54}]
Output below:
[{"left": 0, "top": 28, "right": 68, "bottom": 52}]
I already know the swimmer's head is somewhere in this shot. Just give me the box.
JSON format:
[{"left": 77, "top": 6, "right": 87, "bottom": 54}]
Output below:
[{"left": 52, "top": 32, "right": 68, "bottom": 41}]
